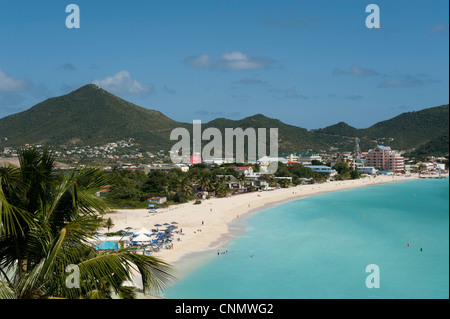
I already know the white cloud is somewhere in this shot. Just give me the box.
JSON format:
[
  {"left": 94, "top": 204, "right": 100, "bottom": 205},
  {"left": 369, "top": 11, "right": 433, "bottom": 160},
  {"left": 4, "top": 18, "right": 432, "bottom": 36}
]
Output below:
[
  {"left": 185, "top": 51, "right": 275, "bottom": 71},
  {"left": 185, "top": 54, "right": 213, "bottom": 68},
  {"left": 218, "top": 52, "right": 270, "bottom": 70},
  {"left": 93, "top": 70, "right": 151, "bottom": 95},
  {"left": 428, "top": 24, "right": 449, "bottom": 34},
  {"left": 378, "top": 75, "right": 423, "bottom": 88},
  {"left": 0, "top": 69, "right": 28, "bottom": 92}
]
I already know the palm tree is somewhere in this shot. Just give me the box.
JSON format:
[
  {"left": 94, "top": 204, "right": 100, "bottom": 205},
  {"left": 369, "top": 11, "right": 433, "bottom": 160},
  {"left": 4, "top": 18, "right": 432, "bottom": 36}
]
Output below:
[
  {"left": 0, "top": 148, "right": 174, "bottom": 299},
  {"left": 178, "top": 177, "right": 193, "bottom": 197},
  {"left": 237, "top": 173, "right": 247, "bottom": 190},
  {"left": 104, "top": 218, "right": 114, "bottom": 234}
]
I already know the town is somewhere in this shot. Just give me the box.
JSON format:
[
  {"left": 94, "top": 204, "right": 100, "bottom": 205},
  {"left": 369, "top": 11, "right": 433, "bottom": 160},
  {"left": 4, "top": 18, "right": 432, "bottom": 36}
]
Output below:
[{"left": 1, "top": 139, "right": 448, "bottom": 210}]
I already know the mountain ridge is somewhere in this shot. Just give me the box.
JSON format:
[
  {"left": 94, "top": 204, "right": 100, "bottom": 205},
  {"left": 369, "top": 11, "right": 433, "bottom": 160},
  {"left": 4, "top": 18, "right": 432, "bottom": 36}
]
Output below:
[{"left": 0, "top": 84, "right": 448, "bottom": 155}]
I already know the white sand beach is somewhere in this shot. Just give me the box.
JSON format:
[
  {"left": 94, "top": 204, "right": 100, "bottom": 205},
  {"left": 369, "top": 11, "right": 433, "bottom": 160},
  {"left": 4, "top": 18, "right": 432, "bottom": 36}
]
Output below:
[{"left": 100, "top": 174, "right": 420, "bottom": 265}]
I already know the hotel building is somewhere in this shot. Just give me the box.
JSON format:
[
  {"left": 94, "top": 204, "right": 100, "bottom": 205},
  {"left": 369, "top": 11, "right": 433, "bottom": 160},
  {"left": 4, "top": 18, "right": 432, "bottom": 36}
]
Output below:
[{"left": 365, "top": 146, "right": 404, "bottom": 173}]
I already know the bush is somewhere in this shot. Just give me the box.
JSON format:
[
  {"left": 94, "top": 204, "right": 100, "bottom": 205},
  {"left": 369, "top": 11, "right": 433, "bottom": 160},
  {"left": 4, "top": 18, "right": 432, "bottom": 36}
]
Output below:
[
  {"left": 173, "top": 191, "right": 188, "bottom": 203},
  {"left": 194, "top": 200, "right": 202, "bottom": 205}
]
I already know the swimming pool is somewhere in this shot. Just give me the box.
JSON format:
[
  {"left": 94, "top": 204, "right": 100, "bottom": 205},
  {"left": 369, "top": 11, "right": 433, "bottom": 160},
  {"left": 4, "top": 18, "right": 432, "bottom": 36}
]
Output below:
[{"left": 95, "top": 241, "right": 119, "bottom": 250}]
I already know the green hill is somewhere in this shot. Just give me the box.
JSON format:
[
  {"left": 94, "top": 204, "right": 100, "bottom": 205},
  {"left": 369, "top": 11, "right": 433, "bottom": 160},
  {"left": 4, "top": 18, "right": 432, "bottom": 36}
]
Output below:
[
  {"left": 315, "top": 104, "right": 449, "bottom": 152},
  {"left": 313, "top": 121, "right": 359, "bottom": 137},
  {"left": 205, "top": 114, "right": 331, "bottom": 153},
  {"left": 0, "top": 84, "right": 182, "bottom": 150},
  {"left": 363, "top": 104, "right": 449, "bottom": 150},
  {"left": 410, "top": 130, "right": 449, "bottom": 157}
]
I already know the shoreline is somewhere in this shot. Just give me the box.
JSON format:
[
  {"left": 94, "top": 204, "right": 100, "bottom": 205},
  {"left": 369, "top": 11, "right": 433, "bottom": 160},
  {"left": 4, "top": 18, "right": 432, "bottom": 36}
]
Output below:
[
  {"left": 101, "top": 174, "right": 422, "bottom": 268},
  {"left": 168, "top": 174, "right": 423, "bottom": 276}
]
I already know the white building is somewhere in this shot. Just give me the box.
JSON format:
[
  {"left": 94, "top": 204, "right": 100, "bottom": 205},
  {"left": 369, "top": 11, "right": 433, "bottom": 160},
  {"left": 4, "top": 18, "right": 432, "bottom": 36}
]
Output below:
[
  {"left": 297, "top": 152, "right": 322, "bottom": 166},
  {"left": 357, "top": 166, "right": 377, "bottom": 175}
]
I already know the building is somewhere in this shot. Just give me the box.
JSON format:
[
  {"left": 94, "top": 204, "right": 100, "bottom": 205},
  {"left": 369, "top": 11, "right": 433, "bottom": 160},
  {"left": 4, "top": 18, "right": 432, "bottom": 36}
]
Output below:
[
  {"left": 280, "top": 153, "right": 298, "bottom": 163},
  {"left": 365, "top": 146, "right": 404, "bottom": 173},
  {"left": 305, "top": 165, "right": 337, "bottom": 177},
  {"left": 216, "top": 175, "right": 247, "bottom": 193},
  {"left": 258, "top": 156, "right": 288, "bottom": 164},
  {"left": 147, "top": 197, "right": 167, "bottom": 204},
  {"left": 357, "top": 166, "right": 377, "bottom": 175},
  {"left": 332, "top": 153, "right": 355, "bottom": 169},
  {"left": 95, "top": 185, "right": 111, "bottom": 197},
  {"left": 297, "top": 151, "right": 322, "bottom": 166},
  {"left": 229, "top": 166, "right": 254, "bottom": 175}
]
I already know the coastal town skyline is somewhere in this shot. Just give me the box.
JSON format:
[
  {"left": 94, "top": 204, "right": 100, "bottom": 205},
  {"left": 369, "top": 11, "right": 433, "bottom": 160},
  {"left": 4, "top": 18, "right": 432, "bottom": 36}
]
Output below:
[{"left": 1, "top": 0, "right": 449, "bottom": 130}]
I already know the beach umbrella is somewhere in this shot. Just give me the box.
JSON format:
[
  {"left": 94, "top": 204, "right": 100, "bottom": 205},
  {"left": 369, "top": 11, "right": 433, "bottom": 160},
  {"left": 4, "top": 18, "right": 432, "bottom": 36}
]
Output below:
[
  {"left": 132, "top": 234, "right": 151, "bottom": 243},
  {"left": 163, "top": 223, "right": 170, "bottom": 226},
  {"left": 154, "top": 224, "right": 162, "bottom": 227},
  {"left": 171, "top": 222, "right": 178, "bottom": 224}
]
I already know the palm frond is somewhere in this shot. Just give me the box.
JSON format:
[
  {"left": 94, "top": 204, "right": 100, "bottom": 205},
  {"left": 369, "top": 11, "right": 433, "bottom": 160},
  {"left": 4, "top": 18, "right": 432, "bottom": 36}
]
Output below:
[
  {"left": 0, "top": 281, "right": 15, "bottom": 299},
  {"left": 78, "top": 251, "right": 175, "bottom": 296},
  {"left": 0, "top": 177, "right": 35, "bottom": 237}
]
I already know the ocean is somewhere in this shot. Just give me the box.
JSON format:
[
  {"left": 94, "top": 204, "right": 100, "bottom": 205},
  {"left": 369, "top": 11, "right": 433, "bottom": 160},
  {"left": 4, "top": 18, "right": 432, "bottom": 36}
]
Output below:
[{"left": 163, "top": 178, "right": 449, "bottom": 299}]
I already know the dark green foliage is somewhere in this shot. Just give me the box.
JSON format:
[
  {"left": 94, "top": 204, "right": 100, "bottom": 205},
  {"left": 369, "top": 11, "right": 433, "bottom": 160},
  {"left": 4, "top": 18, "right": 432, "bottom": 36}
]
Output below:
[
  {"left": 332, "top": 162, "right": 350, "bottom": 175},
  {"left": 332, "top": 162, "right": 360, "bottom": 180},
  {"left": 104, "top": 168, "right": 149, "bottom": 208},
  {"left": 409, "top": 130, "right": 449, "bottom": 157}
]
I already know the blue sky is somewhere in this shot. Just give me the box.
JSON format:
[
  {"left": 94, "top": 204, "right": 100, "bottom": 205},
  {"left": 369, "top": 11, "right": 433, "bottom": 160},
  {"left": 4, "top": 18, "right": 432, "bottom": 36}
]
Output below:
[{"left": 0, "top": 0, "right": 448, "bottom": 129}]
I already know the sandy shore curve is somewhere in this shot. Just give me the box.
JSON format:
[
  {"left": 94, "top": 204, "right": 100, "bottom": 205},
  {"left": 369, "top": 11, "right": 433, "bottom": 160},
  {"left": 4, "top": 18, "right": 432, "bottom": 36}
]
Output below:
[{"left": 100, "top": 174, "right": 420, "bottom": 264}]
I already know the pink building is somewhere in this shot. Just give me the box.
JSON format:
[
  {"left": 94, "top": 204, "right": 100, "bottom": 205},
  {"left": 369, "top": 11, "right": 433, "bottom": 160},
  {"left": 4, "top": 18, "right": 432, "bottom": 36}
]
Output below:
[{"left": 365, "top": 146, "right": 404, "bottom": 173}]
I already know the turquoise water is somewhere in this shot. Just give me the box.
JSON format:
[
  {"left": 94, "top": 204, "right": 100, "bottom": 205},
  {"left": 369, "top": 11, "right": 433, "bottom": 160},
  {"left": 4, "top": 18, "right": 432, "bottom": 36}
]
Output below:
[{"left": 163, "top": 179, "right": 449, "bottom": 299}]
